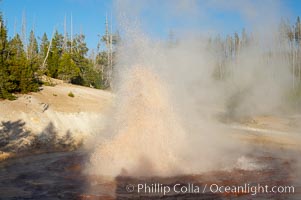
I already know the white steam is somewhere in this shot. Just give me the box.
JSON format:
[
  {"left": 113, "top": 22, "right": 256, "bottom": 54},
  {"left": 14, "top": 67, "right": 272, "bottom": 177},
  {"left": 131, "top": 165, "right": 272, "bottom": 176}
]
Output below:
[{"left": 87, "top": 0, "right": 297, "bottom": 177}]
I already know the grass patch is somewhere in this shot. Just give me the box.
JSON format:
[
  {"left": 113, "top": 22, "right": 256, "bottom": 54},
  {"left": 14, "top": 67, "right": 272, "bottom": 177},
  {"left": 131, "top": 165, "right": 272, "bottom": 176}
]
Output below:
[{"left": 68, "top": 91, "right": 75, "bottom": 98}]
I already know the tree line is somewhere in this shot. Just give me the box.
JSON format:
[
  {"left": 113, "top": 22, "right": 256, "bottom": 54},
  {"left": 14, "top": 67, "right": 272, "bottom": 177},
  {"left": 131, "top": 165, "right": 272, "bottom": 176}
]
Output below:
[
  {"left": 207, "top": 16, "right": 301, "bottom": 88},
  {"left": 1, "top": 10, "right": 301, "bottom": 101},
  {"left": 0, "top": 12, "right": 115, "bottom": 100}
]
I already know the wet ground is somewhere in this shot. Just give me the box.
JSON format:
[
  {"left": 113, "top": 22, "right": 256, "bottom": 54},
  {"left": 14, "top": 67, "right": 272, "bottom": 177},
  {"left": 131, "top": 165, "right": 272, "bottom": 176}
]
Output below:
[
  {"left": 0, "top": 149, "right": 300, "bottom": 200},
  {"left": 0, "top": 151, "right": 88, "bottom": 199}
]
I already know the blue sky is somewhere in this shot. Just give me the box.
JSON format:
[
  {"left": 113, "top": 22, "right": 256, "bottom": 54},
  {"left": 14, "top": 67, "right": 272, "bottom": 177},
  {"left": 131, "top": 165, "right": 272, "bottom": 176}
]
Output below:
[
  {"left": 1, "top": 0, "right": 113, "bottom": 51},
  {"left": 1, "top": 0, "right": 301, "bottom": 52}
]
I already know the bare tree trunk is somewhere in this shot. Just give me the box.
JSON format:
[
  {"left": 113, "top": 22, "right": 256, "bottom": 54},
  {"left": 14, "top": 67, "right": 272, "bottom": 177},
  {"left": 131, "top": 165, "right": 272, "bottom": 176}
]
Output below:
[
  {"left": 63, "top": 14, "right": 67, "bottom": 52},
  {"left": 13, "top": 17, "right": 17, "bottom": 36},
  {"left": 105, "top": 13, "right": 110, "bottom": 88},
  {"left": 101, "top": 64, "right": 104, "bottom": 82},
  {"left": 297, "top": 47, "right": 301, "bottom": 83},
  {"left": 70, "top": 13, "right": 73, "bottom": 53},
  {"left": 109, "top": 13, "right": 113, "bottom": 88},
  {"left": 292, "top": 46, "right": 295, "bottom": 90},
  {"left": 42, "top": 28, "right": 55, "bottom": 70},
  {"left": 219, "top": 62, "right": 223, "bottom": 80},
  {"left": 21, "top": 11, "right": 27, "bottom": 57}
]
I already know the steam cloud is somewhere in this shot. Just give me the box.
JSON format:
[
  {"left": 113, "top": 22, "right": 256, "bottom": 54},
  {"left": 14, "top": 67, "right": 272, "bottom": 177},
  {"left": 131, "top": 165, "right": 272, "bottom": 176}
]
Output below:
[{"left": 87, "top": 0, "right": 298, "bottom": 178}]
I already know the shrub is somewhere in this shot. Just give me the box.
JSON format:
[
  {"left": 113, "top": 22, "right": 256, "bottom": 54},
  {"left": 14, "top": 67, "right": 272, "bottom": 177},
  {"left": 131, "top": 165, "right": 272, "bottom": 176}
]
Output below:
[{"left": 68, "top": 91, "right": 75, "bottom": 97}]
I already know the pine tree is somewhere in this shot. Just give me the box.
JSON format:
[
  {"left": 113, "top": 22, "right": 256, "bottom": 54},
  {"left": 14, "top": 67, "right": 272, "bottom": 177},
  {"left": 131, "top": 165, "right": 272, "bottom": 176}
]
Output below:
[
  {"left": 295, "top": 16, "right": 301, "bottom": 81},
  {"left": 72, "top": 34, "right": 88, "bottom": 66},
  {"left": 27, "top": 30, "right": 39, "bottom": 73},
  {"left": 0, "top": 13, "right": 6, "bottom": 66},
  {"left": 67, "top": 34, "right": 102, "bottom": 88},
  {"left": 47, "top": 30, "right": 63, "bottom": 78},
  {"left": 58, "top": 52, "right": 79, "bottom": 82},
  {"left": 40, "top": 33, "right": 49, "bottom": 59},
  {"left": 234, "top": 32, "right": 240, "bottom": 57},
  {"left": 0, "top": 13, "right": 15, "bottom": 99},
  {"left": 39, "top": 32, "right": 49, "bottom": 74},
  {"left": 28, "top": 31, "right": 38, "bottom": 60},
  {"left": 7, "top": 34, "right": 38, "bottom": 93},
  {"left": 7, "top": 34, "right": 25, "bottom": 86},
  {"left": 295, "top": 16, "right": 301, "bottom": 44},
  {"left": 70, "top": 34, "right": 89, "bottom": 84}
]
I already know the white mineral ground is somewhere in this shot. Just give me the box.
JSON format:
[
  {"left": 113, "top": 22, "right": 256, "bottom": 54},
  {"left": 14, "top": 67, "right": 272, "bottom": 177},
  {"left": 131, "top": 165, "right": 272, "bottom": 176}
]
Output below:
[{"left": 0, "top": 78, "right": 112, "bottom": 160}]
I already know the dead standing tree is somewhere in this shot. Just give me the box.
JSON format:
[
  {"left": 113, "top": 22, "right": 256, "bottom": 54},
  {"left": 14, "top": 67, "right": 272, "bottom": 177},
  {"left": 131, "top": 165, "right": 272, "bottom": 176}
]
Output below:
[
  {"left": 105, "top": 13, "right": 114, "bottom": 88},
  {"left": 21, "top": 11, "right": 27, "bottom": 58},
  {"left": 40, "top": 28, "right": 56, "bottom": 85}
]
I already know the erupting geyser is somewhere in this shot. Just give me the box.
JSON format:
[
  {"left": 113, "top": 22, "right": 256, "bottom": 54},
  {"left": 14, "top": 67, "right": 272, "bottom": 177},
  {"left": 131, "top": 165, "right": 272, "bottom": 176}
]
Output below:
[{"left": 89, "top": 66, "right": 187, "bottom": 177}]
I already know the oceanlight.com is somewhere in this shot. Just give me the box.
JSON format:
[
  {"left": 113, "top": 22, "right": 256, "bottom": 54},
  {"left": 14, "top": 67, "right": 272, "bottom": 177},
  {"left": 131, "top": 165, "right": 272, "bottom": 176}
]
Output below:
[{"left": 125, "top": 183, "right": 295, "bottom": 196}]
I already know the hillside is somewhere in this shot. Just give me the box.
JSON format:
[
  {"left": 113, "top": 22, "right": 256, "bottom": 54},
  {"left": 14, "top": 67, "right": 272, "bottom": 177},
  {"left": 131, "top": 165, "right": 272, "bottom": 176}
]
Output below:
[{"left": 0, "top": 81, "right": 112, "bottom": 160}]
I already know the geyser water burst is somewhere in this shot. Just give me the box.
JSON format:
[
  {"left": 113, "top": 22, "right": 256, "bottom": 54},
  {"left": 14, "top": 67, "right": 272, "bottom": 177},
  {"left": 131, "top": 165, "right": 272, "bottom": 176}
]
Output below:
[
  {"left": 89, "top": 66, "right": 187, "bottom": 177},
  {"left": 87, "top": 1, "right": 273, "bottom": 177}
]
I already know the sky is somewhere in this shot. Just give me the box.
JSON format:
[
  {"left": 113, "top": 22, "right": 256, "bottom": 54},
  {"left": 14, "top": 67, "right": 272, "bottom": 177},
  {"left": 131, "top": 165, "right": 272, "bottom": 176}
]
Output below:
[{"left": 1, "top": 0, "right": 301, "bottom": 52}]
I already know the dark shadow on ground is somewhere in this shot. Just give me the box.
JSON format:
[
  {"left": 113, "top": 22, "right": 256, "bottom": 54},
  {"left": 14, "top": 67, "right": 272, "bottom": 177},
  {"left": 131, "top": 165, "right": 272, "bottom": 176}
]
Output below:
[
  {"left": 0, "top": 120, "right": 31, "bottom": 152},
  {"left": 0, "top": 120, "right": 81, "bottom": 154},
  {"left": 0, "top": 151, "right": 88, "bottom": 199}
]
